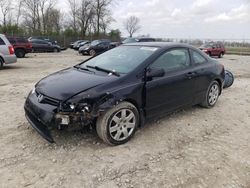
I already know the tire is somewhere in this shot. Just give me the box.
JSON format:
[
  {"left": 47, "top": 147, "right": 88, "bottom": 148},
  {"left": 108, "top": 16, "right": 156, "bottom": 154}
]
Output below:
[
  {"left": 96, "top": 102, "right": 139, "bottom": 145},
  {"left": 200, "top": 81, "right": 220, "bottom": 108},
  {"left": 89, "top": 49, "right": 96, "bottom": 56},
  {"left": 53, "top": 48, "right": 59, "bottom": 53},
  {"left": 223, "top": 70, "right": 234, "bottom": 89},
  {"left": 218, "top": 52, "right": 223, "bottom": 58},
  {"left": 0, "top": 58, "right": 4, "bottom": 69},
  {"left": 208, "top": 52, "right": 212, "bottom": 57},
  {"left": 15, "top": 49, "right": 26, "bottom": 58}
]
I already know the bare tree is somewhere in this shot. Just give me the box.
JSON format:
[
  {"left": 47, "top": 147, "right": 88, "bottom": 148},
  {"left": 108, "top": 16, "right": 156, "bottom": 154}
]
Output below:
[
  {"left": 16, "top": 0, "right": 23, "bottom": 27},
  {"left": 0, "top": 0, "right": 12, "bottom": 26},
  {"left": 77, "top": 0, "right": 94, "bottom": 37},
  {"left": 124, "top": 16, "right": 141, "bottom": 37},
  {"left": 67, "top": 0, "right": 78, "bottom": 34},
  {"left": 92, "top": 0, "right": 113, "bottom": 36},
  {"left": 22, "top": 0, "right": 40, "bottom": 33}
]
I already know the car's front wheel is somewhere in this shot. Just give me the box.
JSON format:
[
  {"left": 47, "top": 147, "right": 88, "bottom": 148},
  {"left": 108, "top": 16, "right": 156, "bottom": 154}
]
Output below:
[
  {"left": 200, "top": 81, "right": 220, "bottom": 108},
  {"left": 89, "top": 49, "right": 96, "bottom": 56},
  {"left": 96, "top": 102, "right": 139, "bottom": 145}
]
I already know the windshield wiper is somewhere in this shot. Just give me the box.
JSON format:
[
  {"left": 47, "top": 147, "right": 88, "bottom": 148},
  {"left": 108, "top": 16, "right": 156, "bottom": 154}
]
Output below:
[
  {"left": 74, "top": 65, "right": 94, "bottom": 73},
  {"left": 86, "top": 65, "right": 120, "bottom": 77}
]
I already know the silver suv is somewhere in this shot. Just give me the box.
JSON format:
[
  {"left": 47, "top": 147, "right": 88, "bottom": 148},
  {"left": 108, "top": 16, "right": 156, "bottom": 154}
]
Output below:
[{"left": 0, "top": 34, "right": 17, "bottom": 69}]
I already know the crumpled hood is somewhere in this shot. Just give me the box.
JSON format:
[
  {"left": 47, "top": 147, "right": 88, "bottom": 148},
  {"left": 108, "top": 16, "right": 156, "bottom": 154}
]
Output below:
[{"left": 36, "top": 68, "right": 117, "bottom": 101}]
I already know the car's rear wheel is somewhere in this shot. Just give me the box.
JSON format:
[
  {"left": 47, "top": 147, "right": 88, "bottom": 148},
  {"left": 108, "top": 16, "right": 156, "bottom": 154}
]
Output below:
[
  {"left": 218, "top": 52, "right": 223, "bottom": 58},
  {"left": 200, "top": 81, "right": 220, "bottom": 108},
  {"left": 96, "top": 102, "right": 139, "bottom": 145},
  {"left": 54, "top": 48, "right": 59, "bottom": 53},
  {"left": 0, "top": 58, "right": 4, "bottom": 69},
  {"left": 15, "top": 49, "right": 26, "bottom": 58},
  {"left": 90, "top": 49, "right": 96, "bottom": 56}
]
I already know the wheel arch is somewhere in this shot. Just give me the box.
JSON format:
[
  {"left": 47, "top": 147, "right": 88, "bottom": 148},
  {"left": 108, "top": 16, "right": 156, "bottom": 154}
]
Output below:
[
  {"left": 214, "top": 78, "right": 222, "bottom": 94},
  {"left": 0, "top": 56, "right": 4, "bottom": 63}
]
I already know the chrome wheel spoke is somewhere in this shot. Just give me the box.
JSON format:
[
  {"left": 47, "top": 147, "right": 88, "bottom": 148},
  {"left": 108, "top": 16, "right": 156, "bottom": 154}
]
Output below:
[
  {"left": 126, "top": 113, "right": 134, "bottom": 122},
  {"left": 127, "top": 122, "right": 135, "bottom": 129},
  {"left": 112, "top": 116, "right": 120, "bottom": 124},
  {"left": 123, "top": 129, "right": 129, "bottom": 138},
  {"left": 110, "top": 125, "right": 119, "bottom": 133},
  {"left": 114, "top": 130, "right": 122, "bottom": 140},
  {"left": 121, "top": 109, "right": 127, "bottom": 119}
]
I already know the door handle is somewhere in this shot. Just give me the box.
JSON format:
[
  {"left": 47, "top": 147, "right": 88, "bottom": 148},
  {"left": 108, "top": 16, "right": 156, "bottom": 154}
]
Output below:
[{"left": 185, "top": 72, "right": 196, "bottom": 79}]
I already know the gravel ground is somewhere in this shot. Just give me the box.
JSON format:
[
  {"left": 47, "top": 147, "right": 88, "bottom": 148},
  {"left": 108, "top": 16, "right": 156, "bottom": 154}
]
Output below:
[{"left": 0, "top": 50, "right": 250, "bottom": 188}]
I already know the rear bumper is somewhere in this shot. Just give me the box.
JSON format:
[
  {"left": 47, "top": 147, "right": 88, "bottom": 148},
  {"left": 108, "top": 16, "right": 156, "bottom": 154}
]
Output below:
[{"left": 4, "top": 55, "right": 17, "bottom": 64}]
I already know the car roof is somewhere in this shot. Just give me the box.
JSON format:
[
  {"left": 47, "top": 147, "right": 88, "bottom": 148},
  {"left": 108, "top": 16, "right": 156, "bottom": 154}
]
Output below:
[{"left": 123, "top": 42, "right": 194, "bottom": 48}]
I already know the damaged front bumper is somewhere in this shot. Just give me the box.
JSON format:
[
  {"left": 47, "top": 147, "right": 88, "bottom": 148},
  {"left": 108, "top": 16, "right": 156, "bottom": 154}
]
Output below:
[{"left": 24, "top": 91, "right": 93, "bottom": 143}]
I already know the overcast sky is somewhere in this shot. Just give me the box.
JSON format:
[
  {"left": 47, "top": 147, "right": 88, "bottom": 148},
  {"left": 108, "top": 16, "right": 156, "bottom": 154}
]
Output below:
[{"left": 61, "top": 0, "right": 250, "bottom": 39}]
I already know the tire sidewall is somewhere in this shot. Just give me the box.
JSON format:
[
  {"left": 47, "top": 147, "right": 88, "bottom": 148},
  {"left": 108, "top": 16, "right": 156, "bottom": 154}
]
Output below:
[
  {"left": 0, "top": 58, "right": 3, "bottom": 69},
  {"left": 97, "top": 102, "right": 139, "bottom": 145}
]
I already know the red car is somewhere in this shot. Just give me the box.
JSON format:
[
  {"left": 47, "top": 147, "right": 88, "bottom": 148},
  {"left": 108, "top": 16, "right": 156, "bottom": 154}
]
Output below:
[
  {"left": 199, "top": 42, "right": 226, "bottom": 58},
  {"left": 7, "top": 36, "right": 32, "bottom": 58}
]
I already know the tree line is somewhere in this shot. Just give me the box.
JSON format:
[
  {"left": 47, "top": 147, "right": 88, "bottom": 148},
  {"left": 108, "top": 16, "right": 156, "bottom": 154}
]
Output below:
[{"left": 0, "top": 0, "right": 125, "bottom": 41}]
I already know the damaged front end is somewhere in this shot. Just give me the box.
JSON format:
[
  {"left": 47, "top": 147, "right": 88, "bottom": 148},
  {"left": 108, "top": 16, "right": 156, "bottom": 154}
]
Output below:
[{"left": 24, "top": 88, "right": 115, "bottom": 143}]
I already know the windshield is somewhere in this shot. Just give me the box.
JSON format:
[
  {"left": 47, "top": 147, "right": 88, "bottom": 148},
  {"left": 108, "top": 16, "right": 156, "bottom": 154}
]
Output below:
[
  {"left": 91, "top": 40, "right": 101, "bottom": 46},
  {"left": 123, "top": 38, "right": 137, "bottom": 44},
  {"left": 80, "top": 46, "right": 159, "bottom": 74}
]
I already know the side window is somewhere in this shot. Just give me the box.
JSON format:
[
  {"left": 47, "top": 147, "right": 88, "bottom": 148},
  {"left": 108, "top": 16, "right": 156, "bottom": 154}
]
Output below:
[
  {"left": 0, "top": 38, "right": 5, "bottom": 45},
  {"left": 7, "top": 38, "right": 16, "bottom": 44},
  {"left": 192, "top": 50, "right": 207, "bottom": 64},
  {"left": 150, "top": 48, "right": 190, "bottom": 72}
]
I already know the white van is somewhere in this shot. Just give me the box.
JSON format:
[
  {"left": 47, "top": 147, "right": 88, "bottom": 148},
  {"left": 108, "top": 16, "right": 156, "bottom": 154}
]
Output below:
[{"left": 0, "top": 34, "right": 17, "bottom": 69}]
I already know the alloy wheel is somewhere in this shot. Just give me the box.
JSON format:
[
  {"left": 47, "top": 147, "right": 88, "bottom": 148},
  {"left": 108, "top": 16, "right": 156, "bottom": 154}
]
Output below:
[
  {"left": 208, "top": 84, "right": 219, "bottom": 106},
  {"left": 109, "top": 109, "right": 136, "bottom": 141}
]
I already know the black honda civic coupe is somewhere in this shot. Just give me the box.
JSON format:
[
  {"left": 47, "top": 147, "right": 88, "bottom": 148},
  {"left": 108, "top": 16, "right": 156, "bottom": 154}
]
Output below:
[{"left": 24, "top": 42, "right": 225, "bottom": 145}]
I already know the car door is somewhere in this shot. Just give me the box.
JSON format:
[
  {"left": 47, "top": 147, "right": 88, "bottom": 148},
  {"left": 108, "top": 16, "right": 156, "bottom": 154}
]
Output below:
[
  {"left": 145, "top": 48, "right": 196, "bottom": 118},
  {"left": 189, "top": 49, "right": 213, "bottom": 104}
]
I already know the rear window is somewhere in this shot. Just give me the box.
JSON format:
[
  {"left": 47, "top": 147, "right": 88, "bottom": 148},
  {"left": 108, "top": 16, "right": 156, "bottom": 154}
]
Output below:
[
  {"left": 192, "top": 50, "right": 207, "bottom": 64},
  {"left": 0, "top": 38, "right": 6, "bottom": 45},
  {"left": 17, "top": 38, "right": 27, "bottom": 43}
]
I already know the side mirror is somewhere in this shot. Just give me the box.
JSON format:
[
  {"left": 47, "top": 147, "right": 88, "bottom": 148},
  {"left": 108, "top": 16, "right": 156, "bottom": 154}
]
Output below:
[{"left": 146, "top": 68, "right": 165, "bottom": 79}]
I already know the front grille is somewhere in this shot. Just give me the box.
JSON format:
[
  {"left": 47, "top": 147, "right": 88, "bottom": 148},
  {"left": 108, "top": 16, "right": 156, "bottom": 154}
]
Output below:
[{"left": 35, "top": 91, "right": 60, "bottom": 106}]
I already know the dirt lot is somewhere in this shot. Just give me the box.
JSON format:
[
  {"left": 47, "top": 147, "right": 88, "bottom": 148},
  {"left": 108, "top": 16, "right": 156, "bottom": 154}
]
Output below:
[{"left": 0, "top": 50, "right": 250, "bottom": 188}]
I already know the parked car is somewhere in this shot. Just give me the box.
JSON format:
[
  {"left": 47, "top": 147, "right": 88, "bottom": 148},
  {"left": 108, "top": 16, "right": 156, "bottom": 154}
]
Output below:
[
  {"left": 70, "top": 40, "right": 85, "bottom": 49},
  {"left": 29, "top": 37, "right": 58, "bottom": 45},
  {"left": 30, "top": 39, "right": 61, "bottom": 53},
  {"left": 80, "top": 39, "right": 112, "bottom": 56},
  {"left": 74, "top": 40, "right": 90, "bottom": 50},
  {"left": 123, "top": 37, "right": 156, "bottom": 44},
  {"left": 7, "top": 36, "right": 32, "bottom": 58},
  {"left": 24, "top": 42, "right": 225, "bottom": 145},
  {"left": 0, "top": 34, "right": 17, "bottom": 69},
  {"left": 199, "top": 42, "right": 226, "bottom": 58}
]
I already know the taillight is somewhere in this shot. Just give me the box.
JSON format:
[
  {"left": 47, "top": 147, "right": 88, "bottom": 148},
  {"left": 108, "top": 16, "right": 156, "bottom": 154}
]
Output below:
[
  {"left": 28, "top": 42, "right": 32, "bottom": 48},
  {"left": 8, "top": 46, "right": 15, "bottom": 55}
]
